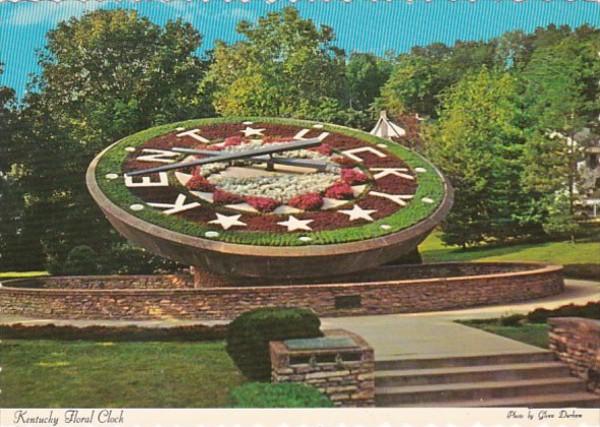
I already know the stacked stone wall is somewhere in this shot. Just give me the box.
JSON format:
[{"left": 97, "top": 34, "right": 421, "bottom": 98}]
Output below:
[
  {"left": 0, "top": 263, "right": 564, "bottom": 320},
  {"left": 549, "top": 317, "right": 600, "bottom": 394}
]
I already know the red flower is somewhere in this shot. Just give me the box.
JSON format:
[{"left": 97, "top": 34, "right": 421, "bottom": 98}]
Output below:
[
  {"left": 288, "top": 193, "right": 324, "bottom": 211},
  {"left": 246, "top": 196, "right": 281, "bottom": 213},
  {"left": 332, "top": 156, "right": 357, "bottom": 167},
  {"left": 310, "top": 143, "right": 333, "bottom": 156},
  {"left": 324, "top": 182, "right": 355, "bottom": 200},
  {"left": 213, "top": 189, "right": 244, "bottom": 205},
  {"left": 263, "top": 136, "right": 294, "bottom": 144},
  {"left": 186, "top": 175, "right": 215, "bottom": 192},
  {"left": 341, "top": 169, "right": 369, "bottom": 185},
  {"left": 205, "top": 145, "right": 223, "bottom": 151},
  {"left": 223, "top": 135, "right": 244, "bottom": 147}
]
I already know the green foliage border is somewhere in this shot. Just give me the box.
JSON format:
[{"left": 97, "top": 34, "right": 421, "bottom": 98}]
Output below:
[{"left": 95, "top": 117, "right": 445, "bottom": 246}]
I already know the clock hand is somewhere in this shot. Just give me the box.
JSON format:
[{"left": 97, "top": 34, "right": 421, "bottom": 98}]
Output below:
[
  {"left": 125, "top": 138, "right": 322, "bottom": 177},
  {"left": 171, "top": 147, "right": 331, "bottom": 171}
]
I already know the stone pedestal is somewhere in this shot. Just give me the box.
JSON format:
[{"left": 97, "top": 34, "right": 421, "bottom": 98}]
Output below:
[{"left": 270, "top": 329, "right": 375, "bottom": 407}]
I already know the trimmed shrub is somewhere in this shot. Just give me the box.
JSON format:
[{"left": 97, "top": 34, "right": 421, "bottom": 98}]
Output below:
[
  {"left": 499, "top": 314, "right": 526, "bottom": 327},
  {"left": 63, "top": 245, "right": 101, "bottom": 275},
  {"left": 100, "top": 243, "right": 180, "bottom": 275},
  {"left": 230, "top": 382, "right": 333, "bottom": 408},
  {"left": 563, "top": 264, "right": 600, "bottom": 281},
  {"left": 226, "top": 307, "right": 322, "bottom": 381}
]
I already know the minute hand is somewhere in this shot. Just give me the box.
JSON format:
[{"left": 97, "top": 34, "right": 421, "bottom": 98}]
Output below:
[{"left": 125, "top": 138, "right": 322, "bottom": 177}]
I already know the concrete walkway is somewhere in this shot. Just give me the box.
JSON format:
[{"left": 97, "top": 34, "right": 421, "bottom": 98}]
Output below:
[
  {"left": 321, "top": 278, "right": 600, "bottom": 359},
  {"left": 2, "top": 278, "right": 598, "bottom": 360}
]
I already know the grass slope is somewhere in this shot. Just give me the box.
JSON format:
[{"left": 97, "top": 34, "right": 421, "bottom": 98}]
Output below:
[
  {"left": 0, "top": 271, "right": 48, "bottom": 280},
  {"left": 419, "top": 232, "right": 600, "bottom": 265},
  {"left": 458, "top": 321, "right": 550, "bottom": 349},
  {"left": 0, "top": 340, "right": 245, "bottom": 408}
]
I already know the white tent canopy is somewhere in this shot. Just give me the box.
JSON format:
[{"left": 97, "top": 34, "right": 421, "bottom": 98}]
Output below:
[{"left": 370, "top": 110, "right": 406, "bottom": 140}]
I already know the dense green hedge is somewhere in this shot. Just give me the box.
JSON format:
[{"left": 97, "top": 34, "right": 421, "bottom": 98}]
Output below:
[
  {"left": 562, "top": 263, "right": 600, "bottom": 281},
  {"left": 527, "top": 301, "right": 600, "bottom": 324},
  {"left": 0, "top": 323, "right": 227, "bottom": 341},
  {"left": 226, "top": 307, "right": 322, "bottom": 381},
  {"left": 230, "top": 382, "right": 333, "bottom": 408},
  {"left": 96, "top": 117, "right": 446, "bottom": 246}
]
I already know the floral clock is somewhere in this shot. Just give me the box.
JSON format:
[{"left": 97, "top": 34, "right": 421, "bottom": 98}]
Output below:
[{"left": 87, "top": 118, "right": 452, "bottom": 279}]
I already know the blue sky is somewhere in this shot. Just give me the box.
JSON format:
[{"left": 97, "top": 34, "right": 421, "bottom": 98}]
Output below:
[{"left": 1, "top": 0, "right": 600, "bottom": 97}]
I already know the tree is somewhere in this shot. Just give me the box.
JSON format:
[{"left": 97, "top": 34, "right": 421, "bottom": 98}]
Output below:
[
  {"left": 379, "top": 54, "right": 438, "bottom": 117},
  {"left": 34, "top": 9, "right": 211, "bottom": 149},
  {"left": 520, "top": 34, "right": 600, "bottom": 228},
  {"left": 17, "top": 10, "right": 211, "bottom": 270},
  {"left": 345, "top": 52, "right": 392, "bottom": 111},
  {"left": 204, "top": 7, "right": 347, "bottom": 118},
  {"left": 380, "top": 41, "right": 496, "bottom": 118},
  {"left": 424, "top": 68, "right": 537, "bottom": 247}
]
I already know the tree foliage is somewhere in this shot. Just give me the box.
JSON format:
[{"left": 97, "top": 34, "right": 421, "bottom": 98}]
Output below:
[
  {"left": 204, "top": 7, "right": 347, "bottom": 119},
  {"left": 380, "top": 41, "right": 496, "bottom": 117},
  {"left": 12, "top": 10, "right": 211, "bottom": 270},
  {"left": 2, "top": 11, "right": 600, "bottom": 270},
  {"left": 424, "top": 69, "right": 537, "bottom": 246},
  {"left": 345, "top": 52, "right": 392, "bottom": 111},
  {"left": 520, "top": 33, "right": 600, "bottom": 232}
]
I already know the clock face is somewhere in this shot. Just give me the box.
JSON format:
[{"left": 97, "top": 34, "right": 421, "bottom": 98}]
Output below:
[{"left": 93, "top": 118, "right": 446, "bottom": 247}]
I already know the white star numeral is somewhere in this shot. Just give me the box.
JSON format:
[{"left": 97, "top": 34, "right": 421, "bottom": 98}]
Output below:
[
  {"left": 176, "top": 129, "right": 210, "bottom": 143},
  {"left": 277, "top": 215, "right": 314, "bottom": 232},
  {"left": 209, "top": 213, "right": 247, "bottom": 230},
  {"left": 147, "top": 194, "right": 201, "bottom": 215},
  {"left": 125, "top": 172, "right": 169, "bottom": 188},
  {"left": 241, "top": 127, "right": 266, "bottom": 137},
  {"left": 339, "top": 205, "right": 377, "bottom": 222},
  {"left": 293, "top": 128, "right": 330, "bottom": 142},
  {"left": 341, "top": 147, "right": 387, "bottom": 162},
  {"left": 136, "top": 149, "right": 179, "bottom": 164},
  {"left": 369, "top": 191, "right": 414, "bottom": 206},
  {"left": 370, "top": 168, "right": 414, "bottom": 181}
]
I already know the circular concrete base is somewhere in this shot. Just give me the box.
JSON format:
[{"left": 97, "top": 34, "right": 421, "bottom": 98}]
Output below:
[{"left": 0, "top": 263, "right": 564, "bottom": 321}]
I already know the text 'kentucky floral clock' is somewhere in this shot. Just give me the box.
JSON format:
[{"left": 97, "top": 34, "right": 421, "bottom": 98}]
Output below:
[{"left": 86, "top": 118, "right": 453, "bottom": 280}]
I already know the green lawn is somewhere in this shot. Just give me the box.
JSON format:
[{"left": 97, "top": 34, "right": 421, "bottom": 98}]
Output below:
[
  {"left": 419, "top": 232, "right": 600, "bottom": 265},
  {"left": 0, "top": 340, "right": 246, "bottom": 408},
  {"left": 459, "top": 321, "right": 550, "bottom": 349}
]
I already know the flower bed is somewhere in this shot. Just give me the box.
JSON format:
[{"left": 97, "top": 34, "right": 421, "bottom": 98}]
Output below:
[{"left": 95, "top": 117, "right": 446, "bottom": 246}]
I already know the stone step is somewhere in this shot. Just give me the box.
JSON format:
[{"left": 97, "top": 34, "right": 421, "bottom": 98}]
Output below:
[
  {"left": 375, "top": 351, "right": 555, "bottom": 371},
  {"left": 375, "top": 377, "right": 586, "bottom": 405},
  {"left": 378, "top": 392, "right": 600, "bottom": 408},
  {"left": 375, "top": 362, "right": 571, "bottom": 387}
]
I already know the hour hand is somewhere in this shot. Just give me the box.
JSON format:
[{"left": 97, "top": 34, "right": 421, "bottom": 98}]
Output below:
[
  {"left": 171, "top": 147, "right": 330, "bottom": 171},
  {"left": 125, "top": 138, "right": 322, "bottom": 177}
]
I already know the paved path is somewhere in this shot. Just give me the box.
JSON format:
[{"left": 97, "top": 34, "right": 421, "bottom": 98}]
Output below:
[
  {"left": 2, "top": 279, "right": 598, "bottom": 360},
  {"left": 322, "top": 278, "right": 600, "bottom": 359}
]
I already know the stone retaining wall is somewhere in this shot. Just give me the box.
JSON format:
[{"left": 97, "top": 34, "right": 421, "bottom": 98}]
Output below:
[
  {"left": 270, "top": 329, "right": 375, "bottom": 407},
  {"left": 4, "top": 275, "right": 193, "bottom": 290},
  {"left": 0, "top": 263, "right": 564, "bottom": 321},
  {"left": 548, "top": 317, "right": 600, "bottom": 394}
]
